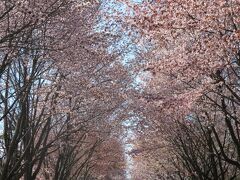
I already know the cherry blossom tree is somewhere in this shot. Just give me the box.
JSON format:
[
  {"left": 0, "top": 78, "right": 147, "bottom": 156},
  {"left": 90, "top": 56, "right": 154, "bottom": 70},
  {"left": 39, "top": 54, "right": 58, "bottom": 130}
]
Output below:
[
  {"left": 0, "top": 0, "right": 129, "bottom": 179},
  {"left": 122, "top": 0, "right": 240, "bottom": 179}
]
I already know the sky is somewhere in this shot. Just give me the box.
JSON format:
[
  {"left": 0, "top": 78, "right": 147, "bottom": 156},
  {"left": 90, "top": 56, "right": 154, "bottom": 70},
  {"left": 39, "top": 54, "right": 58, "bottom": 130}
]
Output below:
[{"left": 97, "top": 1, "right": 144, "bottom": 178}]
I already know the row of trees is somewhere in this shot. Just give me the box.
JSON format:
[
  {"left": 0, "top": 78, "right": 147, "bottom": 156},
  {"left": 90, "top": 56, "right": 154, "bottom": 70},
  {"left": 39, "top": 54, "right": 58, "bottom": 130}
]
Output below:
[
  {"left": 0, "top": 0, "right": 129, "bottom": 179},
  {"left": 123, "top": 0, "right": 240, "bottom": 179},
  {"left": 2, "top": 0, "right": 239, "bottom": 179}
]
